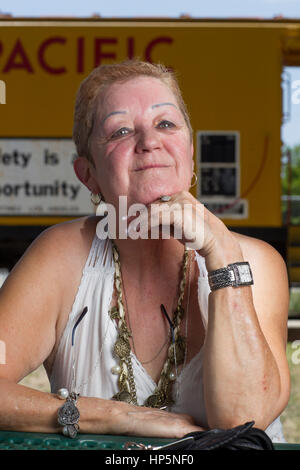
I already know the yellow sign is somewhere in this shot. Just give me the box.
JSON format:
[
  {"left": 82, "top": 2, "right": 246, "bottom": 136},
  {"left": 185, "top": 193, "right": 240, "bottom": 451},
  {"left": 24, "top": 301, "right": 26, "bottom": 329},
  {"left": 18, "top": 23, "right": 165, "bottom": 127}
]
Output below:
[{"left": 1, "top": 19, "right": 300, "bottom": 227}]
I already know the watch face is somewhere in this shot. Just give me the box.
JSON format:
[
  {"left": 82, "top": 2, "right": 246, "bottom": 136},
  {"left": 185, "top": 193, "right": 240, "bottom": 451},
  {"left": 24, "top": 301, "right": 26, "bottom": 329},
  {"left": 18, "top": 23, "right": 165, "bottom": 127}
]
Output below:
[{"left": 236, "top": 263, "right": 253, "bottom": 284}]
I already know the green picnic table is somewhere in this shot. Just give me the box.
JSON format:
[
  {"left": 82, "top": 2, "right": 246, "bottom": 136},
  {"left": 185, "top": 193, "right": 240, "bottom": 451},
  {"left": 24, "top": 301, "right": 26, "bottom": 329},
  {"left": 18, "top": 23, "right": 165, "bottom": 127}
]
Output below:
[{"left": 0, "top": 430, "right": 299, "bottom": 450}]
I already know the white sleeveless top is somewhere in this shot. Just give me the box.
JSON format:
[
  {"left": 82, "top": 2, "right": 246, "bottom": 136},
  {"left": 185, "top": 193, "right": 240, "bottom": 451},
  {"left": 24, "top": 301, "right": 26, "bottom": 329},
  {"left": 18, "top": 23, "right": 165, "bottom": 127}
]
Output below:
[{"left": 49, "top": 235, "right": 286, "bottom": 443}]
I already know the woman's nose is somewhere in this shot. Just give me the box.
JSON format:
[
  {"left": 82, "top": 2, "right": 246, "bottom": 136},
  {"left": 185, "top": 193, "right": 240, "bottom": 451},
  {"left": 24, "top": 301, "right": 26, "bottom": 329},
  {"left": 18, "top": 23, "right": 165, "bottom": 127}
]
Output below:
[{"left": 135, "top": 128, "right": 161, "bottom": 154}]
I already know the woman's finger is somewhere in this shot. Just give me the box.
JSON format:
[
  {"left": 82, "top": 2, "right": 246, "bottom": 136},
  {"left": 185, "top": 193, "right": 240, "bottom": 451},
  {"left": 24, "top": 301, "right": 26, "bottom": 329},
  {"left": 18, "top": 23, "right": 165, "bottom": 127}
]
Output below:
[{"left": 127, "top": 197, "right": 206, "bottom": 250}]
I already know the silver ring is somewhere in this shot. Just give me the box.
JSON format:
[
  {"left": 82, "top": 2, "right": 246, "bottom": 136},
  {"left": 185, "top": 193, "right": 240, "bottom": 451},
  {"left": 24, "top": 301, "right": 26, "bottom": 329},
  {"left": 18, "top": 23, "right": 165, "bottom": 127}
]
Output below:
[{"left": 160, "top": 195, "right": 171, "bottom": 202}]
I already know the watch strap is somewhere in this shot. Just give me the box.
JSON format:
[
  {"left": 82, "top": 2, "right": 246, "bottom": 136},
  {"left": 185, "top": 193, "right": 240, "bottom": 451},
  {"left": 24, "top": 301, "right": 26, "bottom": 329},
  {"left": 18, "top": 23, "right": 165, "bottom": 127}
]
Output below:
[{"left": 208, "top": 261, "right": 253, "bottom": 291}]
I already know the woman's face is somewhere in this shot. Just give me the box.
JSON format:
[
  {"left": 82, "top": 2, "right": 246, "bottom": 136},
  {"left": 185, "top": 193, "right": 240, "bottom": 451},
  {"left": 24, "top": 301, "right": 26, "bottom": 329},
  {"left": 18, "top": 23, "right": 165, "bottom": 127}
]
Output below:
[{"left": 88, "top": 76, "right": 194, "bottom": 208}]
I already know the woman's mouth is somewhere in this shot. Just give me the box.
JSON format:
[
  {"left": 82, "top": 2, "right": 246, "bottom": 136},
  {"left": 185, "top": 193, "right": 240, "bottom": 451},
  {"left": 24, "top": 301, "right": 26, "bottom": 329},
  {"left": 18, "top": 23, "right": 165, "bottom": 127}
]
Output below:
[{"left": 134, "top": 165, "right": 169, "bottom": 171}]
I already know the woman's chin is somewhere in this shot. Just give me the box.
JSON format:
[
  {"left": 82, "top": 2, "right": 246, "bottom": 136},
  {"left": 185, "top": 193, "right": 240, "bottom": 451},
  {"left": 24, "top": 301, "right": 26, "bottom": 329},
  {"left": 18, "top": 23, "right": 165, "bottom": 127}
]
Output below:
[
  {"left": 131, "top": 193, "right": 170, "bottom": 206},
  {"left": 129, "top": 186, "right": 185, "bottom": 206}
]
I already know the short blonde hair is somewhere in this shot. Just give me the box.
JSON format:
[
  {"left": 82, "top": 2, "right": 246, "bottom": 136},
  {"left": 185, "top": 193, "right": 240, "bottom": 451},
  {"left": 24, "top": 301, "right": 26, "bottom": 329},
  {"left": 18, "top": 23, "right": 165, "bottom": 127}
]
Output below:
[{"left": 72, "top": 60, "right": 193, "bottom": 162}]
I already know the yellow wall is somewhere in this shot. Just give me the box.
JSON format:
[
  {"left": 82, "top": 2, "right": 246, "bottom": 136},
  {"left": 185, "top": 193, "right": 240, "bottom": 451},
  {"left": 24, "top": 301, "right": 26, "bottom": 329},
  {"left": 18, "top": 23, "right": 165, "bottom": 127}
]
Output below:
[{"left": 0, "top": 19, "right": 300, "bottom": 227}]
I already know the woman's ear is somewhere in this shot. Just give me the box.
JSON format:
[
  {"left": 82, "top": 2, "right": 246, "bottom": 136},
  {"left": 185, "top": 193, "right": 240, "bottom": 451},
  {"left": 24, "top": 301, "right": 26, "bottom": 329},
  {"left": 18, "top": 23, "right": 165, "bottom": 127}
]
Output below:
[
  {"left": 191, "top": 143, "right": 195, "bottom": 175},
  {"left": 73, "top": 157, "right": 101, "bottom": 194},
  {"left": 190, "top": 141, "right": 194, "bottom": 165}
]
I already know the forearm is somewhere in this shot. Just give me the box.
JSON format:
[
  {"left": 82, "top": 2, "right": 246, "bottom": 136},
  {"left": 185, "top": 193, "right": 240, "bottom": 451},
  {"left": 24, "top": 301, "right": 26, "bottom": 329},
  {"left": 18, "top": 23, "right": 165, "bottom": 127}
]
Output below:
[
  {"left": 0, "top": 378, "right": 126, "bottom": 434},
  {"left": 201, "top": 238, "right": 281, "bottom": 430},
  {"left": 0, "top": 379, "right": 203, "bottom": 438}
]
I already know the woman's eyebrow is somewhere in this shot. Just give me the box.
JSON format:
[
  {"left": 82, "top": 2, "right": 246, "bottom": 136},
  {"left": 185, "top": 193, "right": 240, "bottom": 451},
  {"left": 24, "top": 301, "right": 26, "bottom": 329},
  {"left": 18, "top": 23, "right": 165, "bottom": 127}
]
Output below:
[
  {"left": 151, "top": 102, "right": 177, "bottom": 109},
  {"left": 101, "top": 103, "right": 177, "bottom": 124},
  {"left": 101, "top": 110, "right": 127, "bottom": 124}
]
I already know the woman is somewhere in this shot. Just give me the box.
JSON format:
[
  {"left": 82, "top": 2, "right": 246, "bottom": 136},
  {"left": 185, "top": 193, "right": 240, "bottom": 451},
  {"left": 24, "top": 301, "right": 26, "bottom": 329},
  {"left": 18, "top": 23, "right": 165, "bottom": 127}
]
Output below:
[{"left": 0, "top": 60, "right": 290, "bottom": 442}]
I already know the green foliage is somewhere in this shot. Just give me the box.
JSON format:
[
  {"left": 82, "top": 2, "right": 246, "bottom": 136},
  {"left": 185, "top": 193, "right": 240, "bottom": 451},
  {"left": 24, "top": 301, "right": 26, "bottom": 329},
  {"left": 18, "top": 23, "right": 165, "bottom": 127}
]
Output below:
[
  {"left": 281, "top": 143, "right": 300, "bottom": 224},
  {"left": 282, "top": 144, "right": 300, "bottom": 195},
  {"left": 281, "top": 342, "right": 300, "bottom": 443},
  {"left": 289, "top": 288, "right": 300, "bottom": 316}
]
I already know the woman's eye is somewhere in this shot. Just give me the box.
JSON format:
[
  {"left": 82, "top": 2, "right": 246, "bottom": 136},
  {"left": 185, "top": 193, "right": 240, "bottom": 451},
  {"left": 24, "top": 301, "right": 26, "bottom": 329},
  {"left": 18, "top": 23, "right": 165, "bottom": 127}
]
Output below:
[
  {"left": 110, "top": 127, "right": 131, "bottom": 139},
  {"left": 157, "top": 120, "right": 175, "bottom": 129}
]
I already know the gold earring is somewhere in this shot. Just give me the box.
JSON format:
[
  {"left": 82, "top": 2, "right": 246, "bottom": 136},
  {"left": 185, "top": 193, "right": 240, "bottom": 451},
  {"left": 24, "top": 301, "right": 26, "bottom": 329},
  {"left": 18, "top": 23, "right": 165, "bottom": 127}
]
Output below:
[
  {"left": 90, "top": 193, "right": 102, "bottom": 206},
  {"left": 190, "top": 172, "right": 198, "bottom": 189}
]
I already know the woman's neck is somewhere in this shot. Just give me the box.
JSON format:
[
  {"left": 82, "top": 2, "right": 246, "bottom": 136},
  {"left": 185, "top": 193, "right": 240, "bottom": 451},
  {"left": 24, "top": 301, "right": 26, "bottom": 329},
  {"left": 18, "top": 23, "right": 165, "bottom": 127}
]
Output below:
[{"left": 113, "top": 237, "right": 185, "bottom": 281}]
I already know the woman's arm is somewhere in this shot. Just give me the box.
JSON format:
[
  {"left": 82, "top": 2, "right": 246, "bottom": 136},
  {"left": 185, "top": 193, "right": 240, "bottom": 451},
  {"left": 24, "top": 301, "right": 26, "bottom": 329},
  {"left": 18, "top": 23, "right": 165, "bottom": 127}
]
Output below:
[
  {"left": 0, "top": 378, "right": 203, "bottom": 437},
  {"left": 135, "top": 192, "right": 290, "bottom": 430},
  {"left": 202, "top": 231, "right": 290, "bottom": 430},
  {"left": 0, "top": 220, "right": 202, "bottom": 438}
]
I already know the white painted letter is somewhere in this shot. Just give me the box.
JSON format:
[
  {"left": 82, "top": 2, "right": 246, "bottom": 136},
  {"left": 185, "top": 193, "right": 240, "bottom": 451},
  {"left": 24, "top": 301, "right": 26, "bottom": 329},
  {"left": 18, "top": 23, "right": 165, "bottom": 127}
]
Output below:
[{"left": 0, "top": 80, "right": 6, "bottom": 104}]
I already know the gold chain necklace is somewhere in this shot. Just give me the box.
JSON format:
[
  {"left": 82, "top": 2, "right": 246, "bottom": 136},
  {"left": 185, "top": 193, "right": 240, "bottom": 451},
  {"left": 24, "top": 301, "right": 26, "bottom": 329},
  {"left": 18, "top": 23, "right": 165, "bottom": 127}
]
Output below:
[
  {"left": 121, "top": 267, "right": 172, "bottom": 366},
  {"left": 110, "top": 241, "right": 189, "bottom": 409}
]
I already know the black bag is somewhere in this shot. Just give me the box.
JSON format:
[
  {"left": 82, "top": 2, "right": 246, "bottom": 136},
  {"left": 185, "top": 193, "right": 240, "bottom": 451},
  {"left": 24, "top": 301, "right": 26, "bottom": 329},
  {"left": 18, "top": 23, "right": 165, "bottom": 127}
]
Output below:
[
  {"left": 169, "top": 421, "right": 274, "bottom": 451},
  {"left": 125, "top": 421, "right": 274, "bottom": 451}
]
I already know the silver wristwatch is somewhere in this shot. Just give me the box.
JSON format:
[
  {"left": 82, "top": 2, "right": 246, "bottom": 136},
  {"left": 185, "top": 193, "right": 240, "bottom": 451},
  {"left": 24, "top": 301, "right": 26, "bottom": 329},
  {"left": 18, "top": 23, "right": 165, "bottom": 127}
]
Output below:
[{"left": 208, "top": 262, "right": 254, "bottom": 291}]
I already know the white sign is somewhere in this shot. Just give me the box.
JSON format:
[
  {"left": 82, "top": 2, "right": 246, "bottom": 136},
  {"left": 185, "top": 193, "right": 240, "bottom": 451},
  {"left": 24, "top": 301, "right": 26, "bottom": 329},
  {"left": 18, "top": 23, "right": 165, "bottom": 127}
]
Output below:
[
  {"left": 0, "top": 138, "right": 93, "bottom": 216},
  {"left": 203, "top": 199, "right": 248, "bottom": 219}
]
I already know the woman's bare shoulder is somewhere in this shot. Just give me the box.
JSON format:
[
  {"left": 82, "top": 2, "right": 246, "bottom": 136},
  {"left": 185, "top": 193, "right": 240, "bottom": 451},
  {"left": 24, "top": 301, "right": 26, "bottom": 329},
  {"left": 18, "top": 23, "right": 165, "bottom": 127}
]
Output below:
[
  {"left": 29, "top": 215, "right": 100, "bottom": 267},
  {"left": 230, "top": 230, "right": 286, "bottom": 269},
  {"left": 37, "top": 215, "right": 99, "bottom": 245},
  {"left": 0, "top": 216, "right": 100, "bottom": 381},
  {"left": 230, "top": 229, "right": 289, "bottom": 325}
]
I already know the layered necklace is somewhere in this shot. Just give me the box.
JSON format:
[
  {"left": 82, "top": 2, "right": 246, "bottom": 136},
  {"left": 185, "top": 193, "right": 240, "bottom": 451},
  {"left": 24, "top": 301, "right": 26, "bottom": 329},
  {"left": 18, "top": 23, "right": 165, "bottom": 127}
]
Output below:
[{"left": 110, "top": 241, "right": 190, "bottom": 409}]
